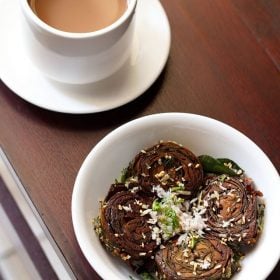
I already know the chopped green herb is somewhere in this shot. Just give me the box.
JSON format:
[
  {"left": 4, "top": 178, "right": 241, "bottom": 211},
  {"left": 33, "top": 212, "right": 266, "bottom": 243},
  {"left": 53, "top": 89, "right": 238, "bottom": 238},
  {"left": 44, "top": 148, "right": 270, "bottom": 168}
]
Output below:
[
  {"left": 230, "top": 246, "right": 244, "bottom": 274},
  {"left": 218, "top": 174, "right": 228, "bottom": 182},
  {"left": 115, "top": 167, "right": 129, "bottom": 183},
  {"left": 120, "top": 167, "right": 129, "bottom": 183},
  {"left": 93, "top": 216, "right": 103, "bottom": 238},
  {"left": 140, "top": 272, "right": 155, "bottom": 280},
  {"left": 152, "top": 193, "right": 184, "bottom": 239},
  {"left": 162, "top": 208, "right": 179, "bottom": 228},
  {"left": 154, "top": 203, "right": 179, "bottom": 230},
  {"left": 171, "top": 185, "right": 184, "bottom": 192},
  {"left": 152, "top": 199, "right": 161, "bottom": 211},
  {"left": 189, "top": 234, "right": 200, "bottom": 249},
  {"left": 176, "top": 190, "right": 191, "bottom": 196}
]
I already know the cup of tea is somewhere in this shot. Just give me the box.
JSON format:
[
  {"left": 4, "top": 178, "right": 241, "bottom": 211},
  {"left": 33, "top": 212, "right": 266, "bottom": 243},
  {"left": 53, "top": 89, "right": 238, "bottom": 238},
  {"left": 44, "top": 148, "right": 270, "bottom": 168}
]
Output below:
[{"left": 19, "top": 0, "right": 137, "bottom": 84}]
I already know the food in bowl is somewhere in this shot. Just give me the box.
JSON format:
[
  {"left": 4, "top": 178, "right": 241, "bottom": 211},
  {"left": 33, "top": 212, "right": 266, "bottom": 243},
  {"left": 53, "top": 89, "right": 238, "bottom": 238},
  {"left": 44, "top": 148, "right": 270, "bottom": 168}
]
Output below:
[{"left": 94, "top": 141, "right": 264, "bottom": 279}]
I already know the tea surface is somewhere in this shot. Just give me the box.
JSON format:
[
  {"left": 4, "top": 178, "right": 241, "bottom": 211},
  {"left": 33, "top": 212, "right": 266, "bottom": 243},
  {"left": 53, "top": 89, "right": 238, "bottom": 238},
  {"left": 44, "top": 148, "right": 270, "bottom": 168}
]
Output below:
[{"left": 29, "top": 0, "right": 127, "bottom": 33}]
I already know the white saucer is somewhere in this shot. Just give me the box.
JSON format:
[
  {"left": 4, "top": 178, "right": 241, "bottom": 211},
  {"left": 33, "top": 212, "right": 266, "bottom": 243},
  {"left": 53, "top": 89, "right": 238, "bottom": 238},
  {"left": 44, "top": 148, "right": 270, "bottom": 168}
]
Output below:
[{"left": 0, "top": 0, "right": 170, "bottom": 114}]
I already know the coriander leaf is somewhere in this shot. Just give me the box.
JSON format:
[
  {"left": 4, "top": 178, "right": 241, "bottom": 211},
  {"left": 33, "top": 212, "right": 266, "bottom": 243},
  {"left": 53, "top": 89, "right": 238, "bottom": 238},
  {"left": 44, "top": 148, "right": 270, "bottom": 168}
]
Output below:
[
  {"left": 140, "top": 272, "right": 155, "bottom": 280},
  {"left": 118, "top": 167, "right": 128, "bottom": 183}
]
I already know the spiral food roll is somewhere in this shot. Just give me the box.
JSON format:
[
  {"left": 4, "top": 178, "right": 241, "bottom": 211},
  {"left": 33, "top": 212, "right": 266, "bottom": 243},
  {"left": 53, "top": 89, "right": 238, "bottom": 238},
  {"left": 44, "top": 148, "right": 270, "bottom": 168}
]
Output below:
[
  {"left": 127, "top": 141, "right": 203, "bottom": 197},
  {"left": 104, "top": 183, "right": 129, "bottom": 201},
  {"left": 201, "top": 175, "right": 261, "bottom": 245},
  {"left": 98, "top": 191, "right": 157, "bottom": 264},
  {"left": 155, "top": 237, "right": 233, "bottom": 279}
]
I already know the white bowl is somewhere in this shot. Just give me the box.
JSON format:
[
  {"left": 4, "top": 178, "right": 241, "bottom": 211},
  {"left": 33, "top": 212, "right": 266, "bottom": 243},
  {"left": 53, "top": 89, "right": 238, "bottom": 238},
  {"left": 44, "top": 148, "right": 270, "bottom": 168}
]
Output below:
[{"left": 72, "top": 113, "right": 280, "bottom": 280}]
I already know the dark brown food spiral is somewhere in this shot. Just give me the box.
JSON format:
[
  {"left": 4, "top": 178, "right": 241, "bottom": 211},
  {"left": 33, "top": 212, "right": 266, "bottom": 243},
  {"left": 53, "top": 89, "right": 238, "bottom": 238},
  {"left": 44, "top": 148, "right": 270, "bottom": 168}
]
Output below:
[
  {"left": 127, "top": 141, "right": 203, "bottom": 197},
  {"left": 99, "top": 191, "right": 157, "bottom": 264},
  {"left": 155, "top": 237, "right": 233, "bottom": 279},
  {"left": 104, "top": 183, "right": 129, "bottom": 201},
  {"left": 105, "top": 182, "right": 151, "bottom": 202},
  {"left": 201, "top": 176, "right": 261, "bottom": 245}
]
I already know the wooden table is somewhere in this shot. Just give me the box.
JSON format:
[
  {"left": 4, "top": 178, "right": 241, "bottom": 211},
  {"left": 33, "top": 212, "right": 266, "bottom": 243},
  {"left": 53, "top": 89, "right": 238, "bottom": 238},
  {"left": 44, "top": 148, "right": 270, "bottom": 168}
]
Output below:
[{"left": 1, "top": 0, "right": 279, "bottom": 279}]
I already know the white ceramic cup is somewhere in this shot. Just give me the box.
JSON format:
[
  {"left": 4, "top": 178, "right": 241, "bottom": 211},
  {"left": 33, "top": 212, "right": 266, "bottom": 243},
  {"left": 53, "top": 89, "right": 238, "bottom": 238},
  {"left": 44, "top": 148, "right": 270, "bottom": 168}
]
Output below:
[{"left": 19, "top": 0, "right": 137, "bottom": 84}]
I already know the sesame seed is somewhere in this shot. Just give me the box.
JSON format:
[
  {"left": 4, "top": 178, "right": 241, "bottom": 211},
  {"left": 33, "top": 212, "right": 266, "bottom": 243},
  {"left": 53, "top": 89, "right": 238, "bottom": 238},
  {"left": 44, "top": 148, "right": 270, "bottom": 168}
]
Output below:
[
  {"left": 122, "top": 205, "right": 133, "bottom": 212},
  {"left": 122, "top": 255, "right": 131, "bottom": 260},
  {"left": 175, "top": 166, "right": 183, "bottom": 171},
  {"left": 145, "top": 163, "right": 151, "bottom": 169},
  {"left": 164, "top": 154, "right": 172, "bottom": 159},
  {"left": 214, "top": 264, "right": 222, "bottom": 269}
]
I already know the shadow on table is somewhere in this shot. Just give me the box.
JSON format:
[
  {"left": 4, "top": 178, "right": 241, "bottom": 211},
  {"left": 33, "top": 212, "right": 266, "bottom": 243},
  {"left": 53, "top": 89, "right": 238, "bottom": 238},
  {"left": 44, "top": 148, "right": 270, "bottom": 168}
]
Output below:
[
  {"left": 267, "top": 261, "right": 280, "bottom": 279},
  {"left": 1, "top": 64, "right": 168, "bottom": 132}
]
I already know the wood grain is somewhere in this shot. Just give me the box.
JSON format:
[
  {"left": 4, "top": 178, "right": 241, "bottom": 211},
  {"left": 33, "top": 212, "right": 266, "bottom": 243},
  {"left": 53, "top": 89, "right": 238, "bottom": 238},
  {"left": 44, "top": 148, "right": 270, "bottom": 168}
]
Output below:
[{"left": 0, "top": 0, "right": 279, "bottom": 279}]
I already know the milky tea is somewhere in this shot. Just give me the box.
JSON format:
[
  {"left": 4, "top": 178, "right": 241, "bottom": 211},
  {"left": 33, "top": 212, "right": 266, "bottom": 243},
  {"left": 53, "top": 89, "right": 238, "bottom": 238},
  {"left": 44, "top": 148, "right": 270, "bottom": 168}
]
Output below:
[{"left": 28, "top": 0, "right": 127, "bottom": 33}]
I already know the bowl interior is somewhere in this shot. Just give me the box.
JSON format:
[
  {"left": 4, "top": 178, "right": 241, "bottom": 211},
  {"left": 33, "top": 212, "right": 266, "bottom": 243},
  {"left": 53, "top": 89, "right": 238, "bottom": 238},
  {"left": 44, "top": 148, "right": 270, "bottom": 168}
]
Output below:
[{"left": 72, "top": 113, "right": 280, "bottom": 280}]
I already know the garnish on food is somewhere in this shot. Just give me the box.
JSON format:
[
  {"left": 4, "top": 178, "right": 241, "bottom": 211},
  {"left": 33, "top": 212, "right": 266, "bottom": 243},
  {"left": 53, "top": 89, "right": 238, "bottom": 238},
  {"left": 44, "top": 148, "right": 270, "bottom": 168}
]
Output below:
[
  {"left": 155, "top": 237, "right": 234, "bottom": 279},
  {"left": 200, "top": 175, "right": 263, "bottom": 246},
  {"left": 94, "top": 141, "right": 265, "bottom": 279},
  {"left": 126, "top": 141, "right": 204, "bottom": 197},
  {"left": 198, "top": 155, "right": 244, "bottom": 176}
]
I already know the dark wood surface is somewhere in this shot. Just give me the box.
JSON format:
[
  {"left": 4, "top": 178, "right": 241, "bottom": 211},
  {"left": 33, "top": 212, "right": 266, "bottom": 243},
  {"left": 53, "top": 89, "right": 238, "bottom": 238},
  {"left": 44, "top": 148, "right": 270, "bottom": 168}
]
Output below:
[{"left": 1, "top": 0, "right": 280, "bottom": 279}]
